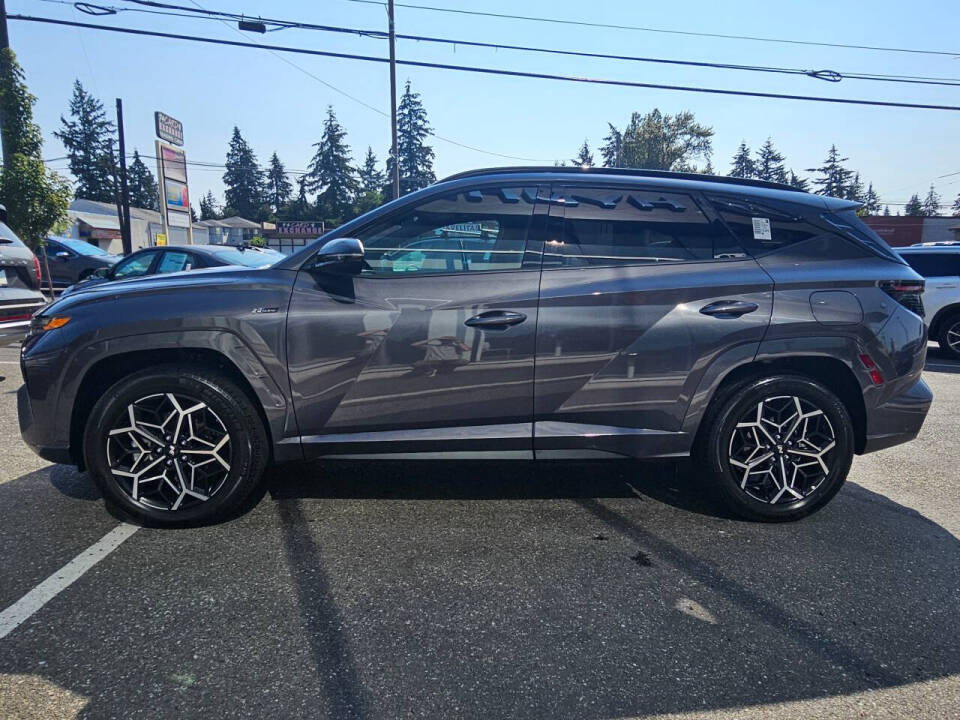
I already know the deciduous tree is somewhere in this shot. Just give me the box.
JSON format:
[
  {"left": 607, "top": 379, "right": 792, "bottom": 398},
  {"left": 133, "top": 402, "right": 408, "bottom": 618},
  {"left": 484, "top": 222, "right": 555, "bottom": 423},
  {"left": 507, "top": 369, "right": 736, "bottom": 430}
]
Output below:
[{"left": 0, "top": 49, "right": 71, "bottom": 249}]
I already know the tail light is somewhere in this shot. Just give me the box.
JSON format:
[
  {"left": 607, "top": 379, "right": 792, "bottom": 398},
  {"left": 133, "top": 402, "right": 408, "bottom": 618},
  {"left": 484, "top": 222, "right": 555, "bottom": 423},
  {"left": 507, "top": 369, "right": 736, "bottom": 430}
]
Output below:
[
  {"left": 33, "top": 255, "right": 41, "bottom": 289},
  {"left": 879, "top": 279, "right": 924, "bottom": 318},
  {"left": 859, "top": 353, "right": 884, "bottom": 386}
]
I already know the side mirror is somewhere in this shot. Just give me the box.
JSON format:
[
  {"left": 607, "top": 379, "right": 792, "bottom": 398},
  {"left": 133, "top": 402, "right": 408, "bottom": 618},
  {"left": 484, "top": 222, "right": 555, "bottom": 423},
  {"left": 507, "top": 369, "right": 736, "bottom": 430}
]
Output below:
[
  {"left": 55, "top": 251, "right": 71, "bottom": 258},
  {"left": 312, "top": 237, "right": 364, "bottom": 274}
]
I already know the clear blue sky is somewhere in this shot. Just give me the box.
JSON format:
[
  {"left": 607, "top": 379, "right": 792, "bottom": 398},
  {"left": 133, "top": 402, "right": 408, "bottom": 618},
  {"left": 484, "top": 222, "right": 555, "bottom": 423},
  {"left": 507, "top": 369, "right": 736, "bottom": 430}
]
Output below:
[{"left": 8, "top": 0, "right": 960, "bottom": 210}]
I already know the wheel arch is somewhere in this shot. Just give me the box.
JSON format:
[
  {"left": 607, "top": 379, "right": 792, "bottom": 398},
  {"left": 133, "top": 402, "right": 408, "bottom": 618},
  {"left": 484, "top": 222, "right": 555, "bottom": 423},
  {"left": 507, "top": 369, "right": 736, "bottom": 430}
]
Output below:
[
  {"left": 929, "top": 303, "right": 960, "bottom": 341},
  {"left": 687, "top": 354, "right": 867, "bottom": 455},
  {"left": 68, "top": 333, "right": 293, "bottom": 467}
]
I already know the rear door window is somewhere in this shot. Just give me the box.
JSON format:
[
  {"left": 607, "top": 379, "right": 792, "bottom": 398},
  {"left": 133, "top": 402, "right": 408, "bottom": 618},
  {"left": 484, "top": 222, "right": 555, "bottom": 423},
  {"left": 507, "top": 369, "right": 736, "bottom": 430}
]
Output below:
[
  {"left": 156, "top": 251, "right": 196, "bottom": 274},
  {"left": 547, "top": 187, "right": 741, "bottom": 268}
]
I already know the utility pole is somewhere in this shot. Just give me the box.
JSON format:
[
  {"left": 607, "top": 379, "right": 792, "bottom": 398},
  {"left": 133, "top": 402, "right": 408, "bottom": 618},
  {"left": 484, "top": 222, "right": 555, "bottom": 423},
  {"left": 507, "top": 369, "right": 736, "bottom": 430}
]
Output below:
[
  {"left": 115, "top": 98, "right": 132, "bottom": 255},
  {"left": 0, "top": 0, "right": 11, "bottom": 167},
  {"left": 388, "top": 0, "right": 399, "bottom": 200}
]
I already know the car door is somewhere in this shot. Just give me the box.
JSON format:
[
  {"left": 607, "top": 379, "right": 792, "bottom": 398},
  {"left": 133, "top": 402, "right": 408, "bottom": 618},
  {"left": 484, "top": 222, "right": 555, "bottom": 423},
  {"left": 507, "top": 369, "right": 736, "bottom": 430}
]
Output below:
[
  {"left": 533, "top": 184, "right": 773, "bottom": 458},
  {"left": 898, "top": 251, "right": 959, "bottom": 323},
  {"left": 41, "top": 240, "right": 76, "bottom": 288},
  {"left": 286, "top": 184, "right": 546, "bottom": 458}
]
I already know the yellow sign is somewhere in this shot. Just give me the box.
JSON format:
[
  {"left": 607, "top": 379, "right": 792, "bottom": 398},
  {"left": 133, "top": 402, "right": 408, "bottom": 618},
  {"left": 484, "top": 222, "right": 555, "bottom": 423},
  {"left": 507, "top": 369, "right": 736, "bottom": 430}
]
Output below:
[{"left": 156, "top": 233, "right": 167, "bottom": 246}]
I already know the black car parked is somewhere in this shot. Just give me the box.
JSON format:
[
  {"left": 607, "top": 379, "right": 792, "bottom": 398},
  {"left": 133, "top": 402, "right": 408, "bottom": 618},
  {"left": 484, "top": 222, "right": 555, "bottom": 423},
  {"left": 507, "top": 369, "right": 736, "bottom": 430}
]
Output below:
[
  {"left": 61, "top": 243, "right": 283, "bottom": 296},
  {"left": 18, "top": 168, "right": 932, "bottom": 526},
  {"left": 39, "top": 237, "right": 120, "bottom": 291}
]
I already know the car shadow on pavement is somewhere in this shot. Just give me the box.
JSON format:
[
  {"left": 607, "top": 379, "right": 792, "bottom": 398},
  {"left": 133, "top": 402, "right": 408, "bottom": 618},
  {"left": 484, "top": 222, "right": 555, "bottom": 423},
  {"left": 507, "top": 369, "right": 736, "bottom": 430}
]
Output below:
[
  {"left": 2, "top": 460, "right": 959, "bottom": 718},
  {"left": 925, "top": 346, "right": 960, "bottom": 373}
]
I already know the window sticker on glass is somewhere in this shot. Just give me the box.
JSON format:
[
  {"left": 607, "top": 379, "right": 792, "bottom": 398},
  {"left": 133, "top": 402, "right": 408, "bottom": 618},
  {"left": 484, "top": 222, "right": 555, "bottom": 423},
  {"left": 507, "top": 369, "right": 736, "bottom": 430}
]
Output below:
[{"left": 752, "top": 217, "right": 772, "bottom": 241}]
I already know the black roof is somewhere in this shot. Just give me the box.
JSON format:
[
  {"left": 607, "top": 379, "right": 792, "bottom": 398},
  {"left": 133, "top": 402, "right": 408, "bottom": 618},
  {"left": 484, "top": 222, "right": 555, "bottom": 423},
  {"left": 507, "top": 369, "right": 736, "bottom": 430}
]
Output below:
[{"left": 440, "top": 166, "right": 802, "bottom": 193}]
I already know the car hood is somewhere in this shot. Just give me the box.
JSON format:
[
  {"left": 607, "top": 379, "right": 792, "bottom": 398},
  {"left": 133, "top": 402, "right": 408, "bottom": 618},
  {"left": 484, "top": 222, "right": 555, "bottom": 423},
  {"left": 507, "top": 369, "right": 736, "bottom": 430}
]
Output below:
[{"left": 45, "top": 265, "right": 274, "bottom": 314}]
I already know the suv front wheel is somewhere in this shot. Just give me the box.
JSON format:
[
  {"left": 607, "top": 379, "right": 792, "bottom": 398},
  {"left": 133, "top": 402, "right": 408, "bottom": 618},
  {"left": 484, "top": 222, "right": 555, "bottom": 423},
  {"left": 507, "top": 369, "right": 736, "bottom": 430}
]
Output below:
[
  {"left": 83, "top": 365, "right": 269, "bottom": 527},
  {"left": 699, "top": 375, "right": 854, "bottom": 522}
]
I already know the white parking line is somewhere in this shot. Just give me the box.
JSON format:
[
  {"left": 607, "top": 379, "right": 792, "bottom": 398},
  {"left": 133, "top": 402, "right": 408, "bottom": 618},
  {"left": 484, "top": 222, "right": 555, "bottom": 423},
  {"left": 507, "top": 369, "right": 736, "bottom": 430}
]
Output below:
[{"left": 0, "top": 524, "right": 139, "bottom": 640}]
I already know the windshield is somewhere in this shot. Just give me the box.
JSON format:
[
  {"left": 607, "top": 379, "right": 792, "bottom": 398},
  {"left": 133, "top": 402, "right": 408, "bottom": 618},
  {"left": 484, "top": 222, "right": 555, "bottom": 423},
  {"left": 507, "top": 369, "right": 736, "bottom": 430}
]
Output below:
[
  {"left": 212, "top": 248, "right": 277, "bottom": 267},
  {"left": 57, "top": 238, "right": 113, "bottom": 257}
]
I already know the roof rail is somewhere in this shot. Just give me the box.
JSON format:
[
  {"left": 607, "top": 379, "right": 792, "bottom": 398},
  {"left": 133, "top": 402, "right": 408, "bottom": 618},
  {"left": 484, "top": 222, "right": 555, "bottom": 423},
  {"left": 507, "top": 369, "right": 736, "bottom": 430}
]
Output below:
[{"left": 439, "top": 166, "right": 803, "bottom": 193}]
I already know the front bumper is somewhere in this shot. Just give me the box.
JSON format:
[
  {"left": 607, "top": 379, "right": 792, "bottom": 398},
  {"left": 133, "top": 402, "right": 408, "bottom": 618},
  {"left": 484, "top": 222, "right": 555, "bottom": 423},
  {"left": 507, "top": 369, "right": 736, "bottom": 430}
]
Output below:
[
  {"left": 0, "top": 319, "right": 30, "bottom": 346},
  {"left": 862, "top": 376, "right": 932, "bottom": 454},
  {"left": 17, "top": 382, "right": 73, "bottom": 464}
]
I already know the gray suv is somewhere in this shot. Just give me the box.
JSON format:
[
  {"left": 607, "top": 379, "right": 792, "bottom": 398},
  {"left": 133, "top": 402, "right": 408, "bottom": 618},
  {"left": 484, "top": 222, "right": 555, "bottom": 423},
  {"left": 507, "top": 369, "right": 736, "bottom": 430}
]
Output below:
[{"left": 18, "top": 168, "right": 932, "bottom": 526}]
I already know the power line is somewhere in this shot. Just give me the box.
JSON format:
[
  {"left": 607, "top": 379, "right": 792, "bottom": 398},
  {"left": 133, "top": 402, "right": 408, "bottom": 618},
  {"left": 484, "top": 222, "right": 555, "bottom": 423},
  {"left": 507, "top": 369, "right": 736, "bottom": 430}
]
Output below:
[
  {"left": 338, "top": 0, "right": 960, "bottom": 58},
  {"left": 11, "top": 15, "right": 960, "bottom": 112},
  {"left": 58, "top": 0, "right": 956, "bottom": 88}
]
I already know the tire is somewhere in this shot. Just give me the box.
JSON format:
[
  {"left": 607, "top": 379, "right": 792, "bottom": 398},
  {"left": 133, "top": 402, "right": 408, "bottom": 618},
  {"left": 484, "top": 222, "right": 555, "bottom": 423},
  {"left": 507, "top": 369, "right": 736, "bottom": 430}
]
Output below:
[
  {"left": 697, "top": 374, "right": 854, "bottom": 522},
  {"left": 83, "top": 364, "right": 269, "bottom": 527},
  {"left": 937, "top": 312, "right": 960, "bottom": 361}
]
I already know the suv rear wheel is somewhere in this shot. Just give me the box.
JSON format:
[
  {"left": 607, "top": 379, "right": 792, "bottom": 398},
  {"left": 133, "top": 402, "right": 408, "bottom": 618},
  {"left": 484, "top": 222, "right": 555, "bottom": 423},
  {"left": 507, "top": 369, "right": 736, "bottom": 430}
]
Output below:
[
  {"left": 937, "top": 312, "right": 960, "bottom": 360},
  {"left": 83, "top": 365, "right": 269, "bottom": 527},
  {"left": 698, "top": 375, "right": 854, "bottom": 522}
]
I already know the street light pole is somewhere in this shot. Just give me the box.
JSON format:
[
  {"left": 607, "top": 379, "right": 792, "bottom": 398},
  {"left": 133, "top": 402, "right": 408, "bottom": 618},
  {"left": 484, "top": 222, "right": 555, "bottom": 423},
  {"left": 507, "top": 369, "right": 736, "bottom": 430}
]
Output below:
[
  {"left": 388, "top": 0, "right": 399, "bottom": 200},
  {"left": 115, "top": 98, "right": 133, "bottom": 255}
]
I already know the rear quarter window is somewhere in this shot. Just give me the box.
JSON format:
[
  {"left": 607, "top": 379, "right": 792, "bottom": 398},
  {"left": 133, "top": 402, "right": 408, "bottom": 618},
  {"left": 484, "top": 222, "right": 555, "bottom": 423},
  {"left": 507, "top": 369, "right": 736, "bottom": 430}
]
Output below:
[{"left": 708, "top": 195, "right": 823, "bottom": 256}]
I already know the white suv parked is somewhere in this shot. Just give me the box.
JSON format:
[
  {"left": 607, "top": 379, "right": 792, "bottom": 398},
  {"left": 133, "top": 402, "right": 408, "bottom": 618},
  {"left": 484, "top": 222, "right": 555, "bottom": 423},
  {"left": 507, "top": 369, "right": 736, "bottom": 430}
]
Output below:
[{"left": 897, "top": 246, "right": 960, "bottom": 359}]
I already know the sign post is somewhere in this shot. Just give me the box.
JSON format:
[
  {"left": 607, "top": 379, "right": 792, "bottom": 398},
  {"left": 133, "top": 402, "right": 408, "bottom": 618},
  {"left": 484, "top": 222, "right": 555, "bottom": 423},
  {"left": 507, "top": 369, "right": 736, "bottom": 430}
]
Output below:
[{"left": 153, "top": 111, "right": 191, "bottom": 244}]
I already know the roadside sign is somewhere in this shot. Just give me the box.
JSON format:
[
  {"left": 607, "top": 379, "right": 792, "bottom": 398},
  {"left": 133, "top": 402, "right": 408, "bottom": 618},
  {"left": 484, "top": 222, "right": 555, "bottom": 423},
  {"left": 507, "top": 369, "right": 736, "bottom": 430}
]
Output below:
[
  {"left": 156, "top": 233, "right": 167, "bottom": 246},
  {"left": 154, "top": 111, "right": 184, "bottom": 146},
  {"left": 155, "top": 139, "right": 192, "bottom": 244}
]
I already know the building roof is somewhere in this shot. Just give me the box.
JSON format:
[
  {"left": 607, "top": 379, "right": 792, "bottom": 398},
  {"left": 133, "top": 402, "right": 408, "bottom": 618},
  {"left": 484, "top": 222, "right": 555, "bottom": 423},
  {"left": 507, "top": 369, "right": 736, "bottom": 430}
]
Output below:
[
  {"left": 68, "top": 210, "right": 122, "bottom": 230},
  {"left": 70, "top": 198, "right": 163, "bottom": 224},
  {"left": 194, "top": 216, "right": 261, "bottom": 229}
]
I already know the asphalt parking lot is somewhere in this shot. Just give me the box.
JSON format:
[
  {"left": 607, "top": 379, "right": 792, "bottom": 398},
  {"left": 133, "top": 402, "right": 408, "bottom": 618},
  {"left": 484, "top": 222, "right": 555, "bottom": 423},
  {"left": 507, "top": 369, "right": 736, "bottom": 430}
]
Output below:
[{"left": 0, "top": 345, "right": 958, "bottom": 719}]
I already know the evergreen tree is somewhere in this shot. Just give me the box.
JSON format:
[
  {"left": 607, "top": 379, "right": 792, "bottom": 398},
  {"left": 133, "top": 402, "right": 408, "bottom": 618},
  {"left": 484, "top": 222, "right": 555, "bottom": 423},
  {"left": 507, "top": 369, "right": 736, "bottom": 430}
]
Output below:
[
  {"left": 199, "top": 190, "right": 219, "bottom": 220},
  {"left": 386, "top": 81, "right": 435, "bottom": 195},
  {"left": 864, "top": 182, "right": 881, "bottom": 215},
  {"left": 358, "top": 146, "right": 384, "bottom": 194},
  {"left": 729, "top": 141, "right": 755, "bottom": 179},
  {"left": 355, "top": 146, "right": 384, "bottom": 215},
  {"left": 700, "top": 158, "right": 715, "bottom": 175},
  {"left": 600, "top": 123, "right": 623, "bottom": 167},
  {"left": 921, "top": 184, "right": 941, "bottom": 216},
  {"left": 904, "top": 194, "right": 924, "bottom": 216},
  {"left": 755, "top": 138, "right": 788, "bottom": 183},
  {"left": 808, "top": 145, "right": 853, "bottom": 198},
  {"left": 55, "top": 80, "right": 116, "bottom": 203},
  {"left": 952, "top": 192, "right": 960, "bottom": 217},
  {"left": 788, "top": 170, "right": 810, "bottom": 192},
  {"left": 190, "top": 205, "right": 198, "bottom": 223},
  {"left": 846, "top": 172, "right": 866, "bottom": 203},
  {"left": 305, "top": 105, "right": 357, "bottom": 222},
  {"left": 0, "top": 48, "right": 71, "bottom": 249},
  {"left": 883, "top": 205, "right": 891, "bottom": 216},
  {"left": 572, "top": 139, "right": 594, "bottom": 167},
  {"left": 283, "top": 175, "right": 312, "bottom": 220},
  {"left": 265, "top": 152, "right": 292, "bottom": 215},
  {"left": 126, "top": 150, "right": 158, "bottom": 210},
  {"left": 222, "top": 126, "right": 263, "bottom": 219}
]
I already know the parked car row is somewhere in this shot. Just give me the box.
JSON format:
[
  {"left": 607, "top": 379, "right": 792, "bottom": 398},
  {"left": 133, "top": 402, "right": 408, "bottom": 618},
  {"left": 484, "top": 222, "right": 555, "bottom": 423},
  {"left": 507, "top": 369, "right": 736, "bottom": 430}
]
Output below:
[
  {"left": 2, "top": 202, "right": 285, "bottom": 346},
  {"left": 17, "top": 167, "right": 935, "bottom": 527}
]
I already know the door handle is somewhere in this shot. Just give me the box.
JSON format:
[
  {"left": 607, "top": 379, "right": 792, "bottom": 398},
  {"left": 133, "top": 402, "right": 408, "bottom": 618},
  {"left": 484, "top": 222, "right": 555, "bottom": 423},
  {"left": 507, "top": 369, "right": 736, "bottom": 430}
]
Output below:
[
  {"left": 465, "top": 310, "right": 527, "bottom": 329},
  {"left": 699, "top": 300, "right": 760, "bottom": 319}
]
